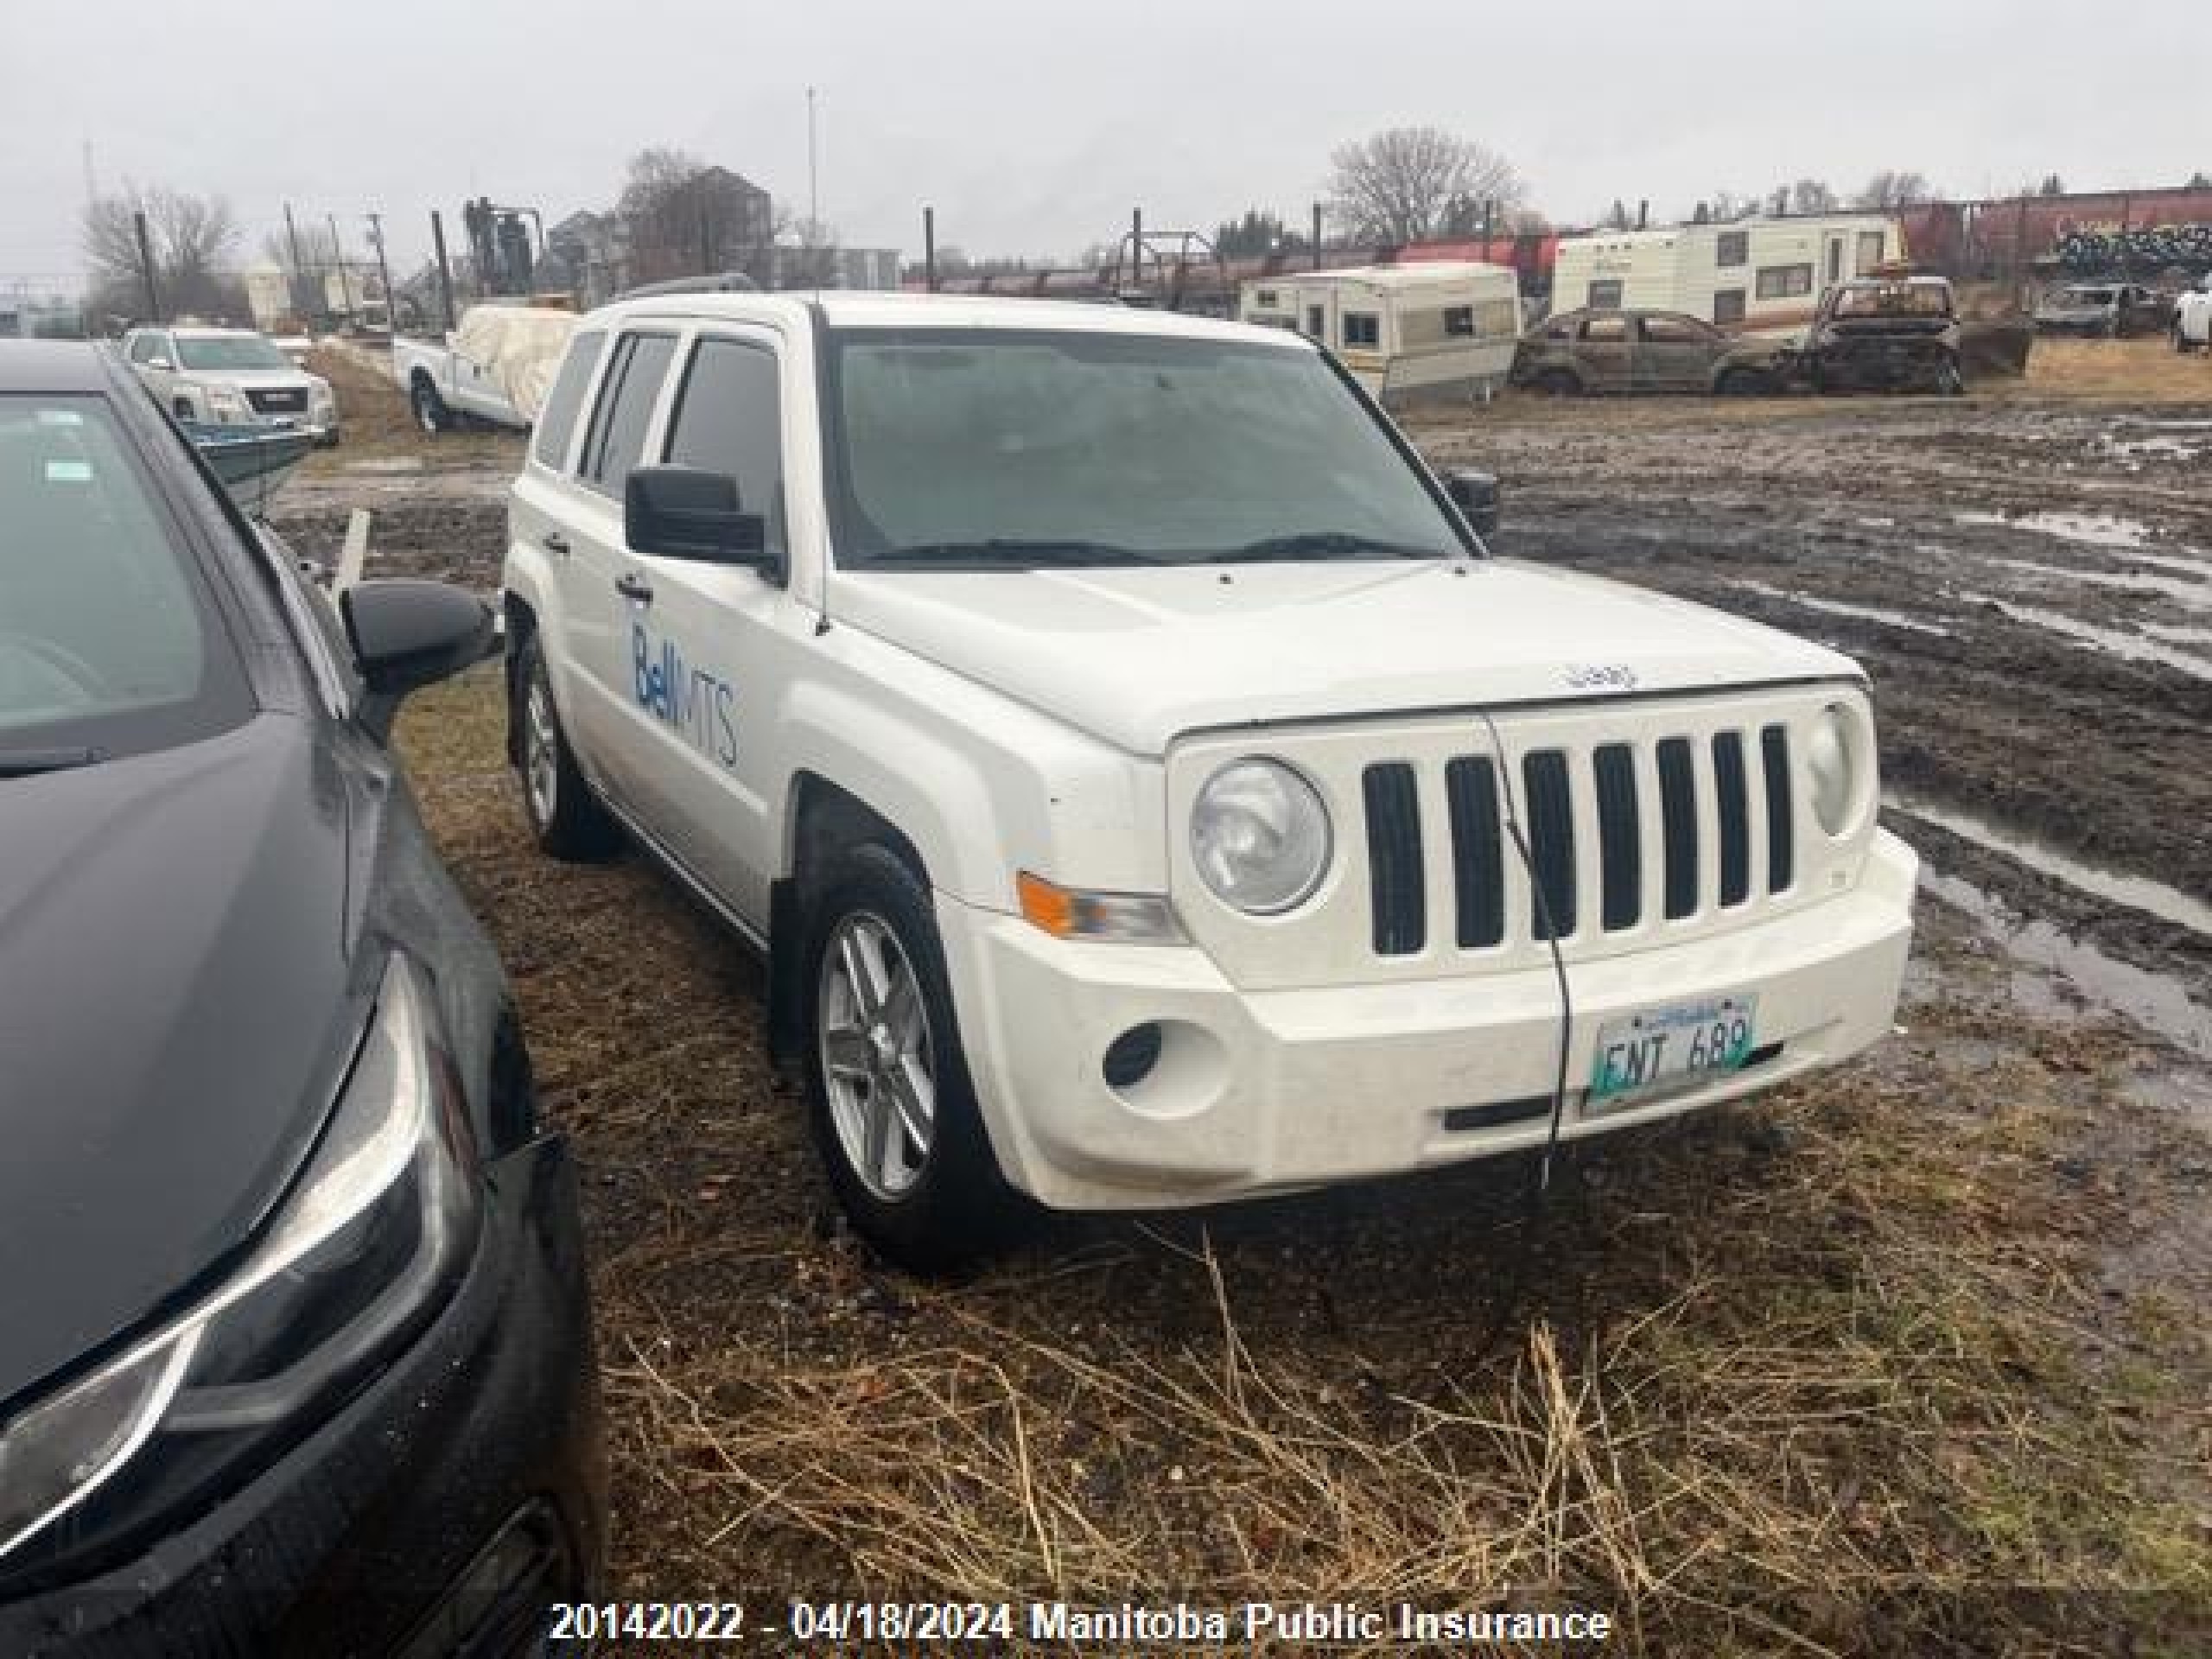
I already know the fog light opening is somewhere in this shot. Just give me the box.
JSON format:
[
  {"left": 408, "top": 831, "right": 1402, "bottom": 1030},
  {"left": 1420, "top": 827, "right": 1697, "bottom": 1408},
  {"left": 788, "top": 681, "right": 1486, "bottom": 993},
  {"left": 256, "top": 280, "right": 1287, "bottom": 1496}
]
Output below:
[{"left": 1101, "top": 1023, "right": 1164, "bottom": 1090}]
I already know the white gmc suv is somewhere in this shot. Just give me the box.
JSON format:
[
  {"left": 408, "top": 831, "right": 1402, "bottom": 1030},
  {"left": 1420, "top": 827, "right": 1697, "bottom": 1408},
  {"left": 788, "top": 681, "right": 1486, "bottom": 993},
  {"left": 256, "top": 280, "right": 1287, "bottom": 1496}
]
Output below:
[{"left": 501, "top": 290, "right": 1916, "bottom": 1268}]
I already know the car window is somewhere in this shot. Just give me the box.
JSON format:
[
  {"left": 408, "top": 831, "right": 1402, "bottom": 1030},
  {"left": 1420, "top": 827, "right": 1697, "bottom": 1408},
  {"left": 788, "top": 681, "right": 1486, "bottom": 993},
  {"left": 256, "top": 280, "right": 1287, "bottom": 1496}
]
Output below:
[
  {"left": 663, "top": 337, "right": 787, "bottom": 557},
  {"left": 127, "top": 334, "right": 159, "bottom": 365},
  {"left": 1640, "top": 315, "right": 1710, "bottom": 345},
  {"left": 578, "top": 331, "right": 677, "bottom": 497},
  {"left": 531, "top": 329, "right": 605, "bottom": 470},
  {"left": 1582, "top": 315, "right": 1630, "bottom": 343},
  {"left": 825, "top": 327, "right": 1469, "bottom": 566},
  {"left": 175, "top": 336, "right": 290, "bottom": 372},
  {"left": 0, "top": 394, "right": 252, "bottom": 756}
]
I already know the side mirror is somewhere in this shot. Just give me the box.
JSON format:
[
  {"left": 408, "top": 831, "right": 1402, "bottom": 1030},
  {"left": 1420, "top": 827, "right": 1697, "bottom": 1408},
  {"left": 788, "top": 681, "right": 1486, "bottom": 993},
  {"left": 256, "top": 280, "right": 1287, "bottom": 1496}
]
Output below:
[
  {"left": 1445, "top": 469, "right": 1502, "bottom": 538},
  {"left": 626, "top": 464, "right": 770, "bottom": 566},
  {"left": 340, "top": 578, "right": 496, "bottom": 739}
]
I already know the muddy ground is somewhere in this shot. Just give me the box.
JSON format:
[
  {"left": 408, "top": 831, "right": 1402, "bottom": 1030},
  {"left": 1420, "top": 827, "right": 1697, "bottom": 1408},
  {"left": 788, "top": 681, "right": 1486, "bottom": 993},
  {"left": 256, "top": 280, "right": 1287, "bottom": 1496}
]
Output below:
[{"left": 273, "top": 344, "right": 2211, "bottom": 1655}]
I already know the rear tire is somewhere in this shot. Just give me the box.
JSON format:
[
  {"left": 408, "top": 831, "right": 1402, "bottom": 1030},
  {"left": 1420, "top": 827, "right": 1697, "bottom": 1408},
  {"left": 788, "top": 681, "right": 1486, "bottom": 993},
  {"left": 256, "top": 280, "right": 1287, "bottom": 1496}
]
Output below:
[
  {"left": 515, "top": 633, "right": 621, "bottom": 861},
  {"left": 802, "top": 844, "right": 1015, "bottom": 1274},
  {"left": 411, "top": 376, "right": 452, "bottom": 435},
  {"left": 1533, "top": 368, "right": 1580, "bottom": 397}
]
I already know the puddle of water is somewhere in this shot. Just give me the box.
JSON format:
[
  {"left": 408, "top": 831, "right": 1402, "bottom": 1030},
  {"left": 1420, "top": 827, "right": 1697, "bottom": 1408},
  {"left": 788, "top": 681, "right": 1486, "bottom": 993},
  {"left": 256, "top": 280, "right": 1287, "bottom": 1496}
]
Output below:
[
  {"left": 1917, "top": 869, "right": 2212, "bottom": 1062},
  {"left": 1958, "top": 591, "right": 2212, "bottom": 678},
  {"left": 2143, "top": 620, "right": 2212, "bottom": 647},
  {"left": 1985, "top": 557, "right": 2212, "bottom": 613},
  {"left": 1950, "top": 509, "right": 2153, "bottom": 550},
  {"left": 2103, "top": 435, "right": 2206, "bottom": 463},
  {"left": 2126, "top": 549, "right": 2212, "bottom": 584},
  {"left": 1735, "top": 579, "right": 1952, "bottom": 636},
  {"left": 1889, "top": 794, "right": 2212, "bottom": 939}
]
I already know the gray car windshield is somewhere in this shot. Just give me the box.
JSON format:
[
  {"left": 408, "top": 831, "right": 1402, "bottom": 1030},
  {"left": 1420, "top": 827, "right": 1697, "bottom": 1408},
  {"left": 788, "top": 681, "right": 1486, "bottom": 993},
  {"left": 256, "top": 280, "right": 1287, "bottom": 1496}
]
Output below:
[
  {"left": 175, "top": 335, "right": 293, "bottom": 372},
  {"left": 0, "top": 395, "right": 251, "bottom": 762},
  {"left": 824, "top": 327, "right": 1472, "bottom": 568}
]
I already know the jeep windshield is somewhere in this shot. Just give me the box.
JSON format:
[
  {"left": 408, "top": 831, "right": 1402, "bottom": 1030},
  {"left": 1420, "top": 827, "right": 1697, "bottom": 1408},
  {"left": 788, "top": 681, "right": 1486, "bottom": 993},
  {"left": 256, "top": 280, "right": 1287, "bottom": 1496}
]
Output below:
[
  {"left": 0, "top": 394, "right": 252, "bottom": 761},
  {"left": 823, "top": 327, "right": 1475, "bottom": 569},
  {"left": 175, "top": 334, "right": 293, "bottom": 372}
]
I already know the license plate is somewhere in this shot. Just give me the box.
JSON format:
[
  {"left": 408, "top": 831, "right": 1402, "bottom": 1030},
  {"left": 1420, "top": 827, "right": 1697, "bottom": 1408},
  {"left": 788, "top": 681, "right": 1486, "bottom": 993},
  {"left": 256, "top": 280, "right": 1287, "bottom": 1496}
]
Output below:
[{"left": 1588, "top": 994, "right": 1758, "bottom": 1107}]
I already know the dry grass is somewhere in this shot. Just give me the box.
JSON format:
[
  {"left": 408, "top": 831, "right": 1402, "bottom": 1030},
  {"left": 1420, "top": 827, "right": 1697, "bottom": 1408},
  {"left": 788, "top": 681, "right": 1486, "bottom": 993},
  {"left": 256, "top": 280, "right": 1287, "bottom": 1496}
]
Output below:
[
  {"left": 2017, "top": 335, "right": 2212, "bottom": 403},
  {"left": 397, "top": 672, "right": 2212, "bottom": 1650}
]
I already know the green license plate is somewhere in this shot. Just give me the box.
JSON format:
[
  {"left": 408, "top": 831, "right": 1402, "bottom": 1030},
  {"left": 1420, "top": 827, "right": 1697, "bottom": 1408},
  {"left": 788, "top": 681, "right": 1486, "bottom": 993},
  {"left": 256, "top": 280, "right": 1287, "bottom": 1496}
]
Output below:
[{"left": 1588, "top": 994, "right": 1759, "bottom": 1107}]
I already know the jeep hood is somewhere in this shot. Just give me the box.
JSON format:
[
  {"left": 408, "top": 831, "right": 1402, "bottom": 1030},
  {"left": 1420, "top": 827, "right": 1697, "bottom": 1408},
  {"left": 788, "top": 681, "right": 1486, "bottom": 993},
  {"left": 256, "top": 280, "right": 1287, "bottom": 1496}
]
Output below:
[{"left": 828, "top": 558, "right": 1859, "bottom": 754}]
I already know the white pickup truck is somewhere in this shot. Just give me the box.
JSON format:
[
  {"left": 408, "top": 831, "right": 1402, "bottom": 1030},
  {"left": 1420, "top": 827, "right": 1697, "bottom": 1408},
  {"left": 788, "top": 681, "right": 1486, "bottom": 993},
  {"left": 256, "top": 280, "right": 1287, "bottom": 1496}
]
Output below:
[
  {"left": 2175, "top": 279, "right": 2212, "bottom": 353},
  {"left": 391, "top": 305, "right": 574, "bottom": 434},
  {"left": 500, "top": 290, "right": 1916, "bottom": 1268}
]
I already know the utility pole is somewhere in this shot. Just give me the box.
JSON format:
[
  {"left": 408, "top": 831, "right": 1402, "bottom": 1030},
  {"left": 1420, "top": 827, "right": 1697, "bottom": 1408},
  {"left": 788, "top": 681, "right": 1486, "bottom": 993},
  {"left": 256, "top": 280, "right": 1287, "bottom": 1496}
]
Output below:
[
  {"left": 327, "top": 213, "right": 354, "bottom": 317},
  {"left": 283, "top": 201, "right": 308, "bottom": 319},
  {"left": 806, "top": 86, "right": 820, "bottom": 235},
  {"left": 132, "top": 210, "right": 162, "bottom": 322},
  {"left": 429, "top": 209, "right": 456, "bottom": 331},
  {"left": 365, "top": 212, "right": 397, "bottom": 332},
  {"left": 1311, "top": 201, "right": 1323, "bottom": 270},
  {"left": 923, "top": 206, "right": 937, "bottom": 292}
]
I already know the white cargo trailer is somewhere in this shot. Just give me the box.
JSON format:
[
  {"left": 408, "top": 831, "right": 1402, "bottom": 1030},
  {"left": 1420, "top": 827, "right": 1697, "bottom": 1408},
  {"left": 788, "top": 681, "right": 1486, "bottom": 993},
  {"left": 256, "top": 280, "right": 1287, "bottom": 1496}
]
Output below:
[
  {"left": 1237, "top": 262, "right": 1522, "bottom": 403},
  {"left": 1552, "top": 215, "right": 1905, "bottom": 334}
]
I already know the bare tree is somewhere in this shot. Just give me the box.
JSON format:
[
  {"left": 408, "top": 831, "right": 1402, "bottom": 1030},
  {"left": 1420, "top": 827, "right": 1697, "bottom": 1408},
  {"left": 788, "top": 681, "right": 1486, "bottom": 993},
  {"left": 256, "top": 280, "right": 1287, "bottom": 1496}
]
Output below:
[
  {"left": 83, "top": 182, "right": 242, "bottom": 321},
  {"left": 1790, "top": 179, "right": 1839, "bottom": 214},
  {"left": 1325, "top": 127, "right": 1524, "bottom": 245},
  {"left": 1854, "top": 170, "right": 1937, "bottom": 211},
  {"left": 619, "top": 147, "right": 777, "bottom": 285}
]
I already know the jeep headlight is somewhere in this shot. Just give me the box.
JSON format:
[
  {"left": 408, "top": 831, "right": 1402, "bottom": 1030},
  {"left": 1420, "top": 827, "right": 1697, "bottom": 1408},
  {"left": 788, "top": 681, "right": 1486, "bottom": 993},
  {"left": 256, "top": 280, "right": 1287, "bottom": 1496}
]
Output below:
[
  {"left": 1191, "top": 758, "right": 1332, "bottom": 914},
  {"left": 204, "top": 385, "right": 248, "bottom": 418},
  {"left": 0, "top": 955, "right": 478, "bottom": 1569},
  {"left": 1808, "top": 703, "right": 1859, "bottom": 836}
]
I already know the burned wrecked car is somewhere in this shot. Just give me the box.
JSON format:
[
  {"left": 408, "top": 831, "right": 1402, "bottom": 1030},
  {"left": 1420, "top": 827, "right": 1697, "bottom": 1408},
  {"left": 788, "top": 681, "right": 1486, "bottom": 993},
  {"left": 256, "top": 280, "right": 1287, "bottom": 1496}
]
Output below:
[
  {"left": 1511, "top": 308, "right": 1793, "bottom": 396},
  {"left": 2032, "top": 282, "right": 2171, "bottom": 339},
  {"left": 1805, "top": 274, "right": 1963, "bottom": 395}
]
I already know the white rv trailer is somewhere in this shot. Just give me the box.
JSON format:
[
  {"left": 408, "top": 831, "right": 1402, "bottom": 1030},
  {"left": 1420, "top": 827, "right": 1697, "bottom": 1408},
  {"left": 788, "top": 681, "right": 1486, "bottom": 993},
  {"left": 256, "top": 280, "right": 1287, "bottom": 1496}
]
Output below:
[
  {"left": 1552, "top": 215, "right": 1905, "bottom": 334},
  {"left": 1237, "top": 262, "right": 1522, "bottom": 403}
]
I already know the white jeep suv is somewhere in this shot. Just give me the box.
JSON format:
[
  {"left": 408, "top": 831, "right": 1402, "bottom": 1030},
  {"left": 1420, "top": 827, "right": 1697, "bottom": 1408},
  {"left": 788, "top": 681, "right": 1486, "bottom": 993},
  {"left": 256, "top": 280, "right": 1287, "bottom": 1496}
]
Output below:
[{"left": 501, "top": 290, "right": 1916, "bottom": 1268}]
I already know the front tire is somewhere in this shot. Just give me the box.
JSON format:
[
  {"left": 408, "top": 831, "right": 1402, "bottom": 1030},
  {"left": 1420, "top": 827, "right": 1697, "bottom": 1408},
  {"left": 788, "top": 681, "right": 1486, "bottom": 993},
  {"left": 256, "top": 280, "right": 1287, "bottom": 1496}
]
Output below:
[
  {"left": 411, "top": 376, "right": 452, "bottom": 435},
  {"left": 1533, "top": 368, "right": 1580, "bottom": 397},
  {"left": 803, "top": 845, "right": 1014, "bottom": 1273},
  {"left": 515, "top": 634, "right": 620, "bottom": 861}
]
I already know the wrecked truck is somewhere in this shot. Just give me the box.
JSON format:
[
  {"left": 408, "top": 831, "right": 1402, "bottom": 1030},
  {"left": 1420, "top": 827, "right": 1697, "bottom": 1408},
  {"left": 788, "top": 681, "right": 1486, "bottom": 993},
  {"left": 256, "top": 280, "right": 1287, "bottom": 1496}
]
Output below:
[{"left": 1803, "top": 274, "right": 1964, "bottom": 395}]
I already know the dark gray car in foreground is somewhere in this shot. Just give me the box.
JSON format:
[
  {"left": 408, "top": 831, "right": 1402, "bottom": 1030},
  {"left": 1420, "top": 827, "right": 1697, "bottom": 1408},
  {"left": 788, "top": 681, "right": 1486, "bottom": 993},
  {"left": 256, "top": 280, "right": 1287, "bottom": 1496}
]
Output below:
[{"left": 0, "top": 341, "right": 602, "bottom": 1656}]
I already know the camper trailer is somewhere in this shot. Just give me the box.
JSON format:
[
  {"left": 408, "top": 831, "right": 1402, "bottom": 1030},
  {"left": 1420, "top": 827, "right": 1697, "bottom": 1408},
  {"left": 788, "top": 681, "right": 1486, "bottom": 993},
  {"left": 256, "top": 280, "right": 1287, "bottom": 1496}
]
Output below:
[
  {"left": 1238, "top": 262, "right": 1522, "bottom": 403},
  {"left": 1552, "top": 215, "right": 1905, "bottom": 334}
]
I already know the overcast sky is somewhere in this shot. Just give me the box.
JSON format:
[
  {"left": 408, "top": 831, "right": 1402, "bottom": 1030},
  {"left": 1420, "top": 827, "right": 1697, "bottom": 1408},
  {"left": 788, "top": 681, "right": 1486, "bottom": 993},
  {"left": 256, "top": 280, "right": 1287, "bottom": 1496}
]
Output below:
[{"left": 3, "top": 0, "right": 2208, "bottom": 291}]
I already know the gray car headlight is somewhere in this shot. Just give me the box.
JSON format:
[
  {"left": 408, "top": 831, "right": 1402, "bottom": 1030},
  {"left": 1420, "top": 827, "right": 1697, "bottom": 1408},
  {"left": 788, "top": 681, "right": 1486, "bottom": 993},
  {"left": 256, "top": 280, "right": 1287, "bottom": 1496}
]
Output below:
[
  {"left": 0, "top": 955, "right": 478, "bottom": 1567},
  {"left": 1808, "top": 703, "right": 1859, "bottom": 836},
  {"left": 1191, "top": 758, "right": 1332, "bottom": 914}
]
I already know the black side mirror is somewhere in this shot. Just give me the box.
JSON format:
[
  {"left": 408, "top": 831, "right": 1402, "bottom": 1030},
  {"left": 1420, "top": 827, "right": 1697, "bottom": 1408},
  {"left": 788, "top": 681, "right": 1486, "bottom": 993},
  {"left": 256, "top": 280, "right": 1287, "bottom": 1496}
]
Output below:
[
  {"left": 340, "top": 578, "right": 496, "bottom": 739},
  {"left": 626, "top": 465, "right": 769, "bottom": 565},
  {"left": 1445, "top": 469, "right": 1502, "bottom": 538}
]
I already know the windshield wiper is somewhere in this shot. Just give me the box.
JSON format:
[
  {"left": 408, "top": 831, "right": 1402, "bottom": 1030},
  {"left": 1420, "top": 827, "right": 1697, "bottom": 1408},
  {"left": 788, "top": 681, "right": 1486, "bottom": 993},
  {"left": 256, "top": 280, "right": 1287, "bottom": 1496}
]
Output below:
[
  {"left": 0, "top": 745, "right": 105, "bottom": 779},
  {"left": 1207, "top": 531, "right": 1449, "bottom": 563},
  {"left": 867, "top": 538, "right": 1169, "bottom": 569}
]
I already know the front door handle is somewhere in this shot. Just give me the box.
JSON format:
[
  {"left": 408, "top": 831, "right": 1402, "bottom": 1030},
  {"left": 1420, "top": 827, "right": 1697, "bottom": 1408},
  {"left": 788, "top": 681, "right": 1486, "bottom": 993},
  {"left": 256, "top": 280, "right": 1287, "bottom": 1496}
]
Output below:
[
  {"left": 613, "top": 572, "right": 655, "bottom": 606},
  {"left": 541, "top": 531, "right": 570, "bottom": 556}
]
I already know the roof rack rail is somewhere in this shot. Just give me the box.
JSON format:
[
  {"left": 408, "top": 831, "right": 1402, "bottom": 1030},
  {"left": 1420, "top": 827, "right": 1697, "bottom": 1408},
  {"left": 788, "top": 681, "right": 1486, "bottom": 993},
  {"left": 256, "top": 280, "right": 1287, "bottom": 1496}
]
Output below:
[{"left": 615, "top": 270, "right": 762, "bottom": 300}]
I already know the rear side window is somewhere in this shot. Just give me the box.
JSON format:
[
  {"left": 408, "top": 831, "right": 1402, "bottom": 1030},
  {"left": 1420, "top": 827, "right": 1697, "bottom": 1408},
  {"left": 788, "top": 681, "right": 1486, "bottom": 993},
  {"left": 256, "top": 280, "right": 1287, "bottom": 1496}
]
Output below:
[
  {"left": 1582, "top": 315, "right": 1630, "bottom": 342},
  {"left": 664, "top": 338, "right": 786, "bottom": 557},
  {"left": 531, "top": 329, "right": 604, "bottom": 468},
  {"left": 578, "top": 331, "right": 677, "bottom": 497},
  {"left": 0, "top": 395, "right": 251, "bottom": 756}
]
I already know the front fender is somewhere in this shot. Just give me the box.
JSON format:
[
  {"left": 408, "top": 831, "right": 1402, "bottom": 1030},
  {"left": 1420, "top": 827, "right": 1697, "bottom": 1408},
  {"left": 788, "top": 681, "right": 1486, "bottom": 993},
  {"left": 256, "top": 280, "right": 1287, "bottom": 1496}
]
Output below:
[{"left": 773, "top": 677, "right": 1012, "bottom": 907}]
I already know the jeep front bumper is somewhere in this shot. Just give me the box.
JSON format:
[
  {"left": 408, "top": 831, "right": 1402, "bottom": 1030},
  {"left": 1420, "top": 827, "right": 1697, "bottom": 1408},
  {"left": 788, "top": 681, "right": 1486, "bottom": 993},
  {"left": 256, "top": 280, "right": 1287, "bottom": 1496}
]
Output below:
[{"left": 935, "top": 830, "right": 1916, "bottom": 1211}]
